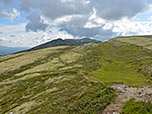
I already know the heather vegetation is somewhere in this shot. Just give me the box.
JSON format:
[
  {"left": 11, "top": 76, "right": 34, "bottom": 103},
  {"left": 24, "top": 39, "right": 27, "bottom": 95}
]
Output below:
[
  {"left": 0, "top": 44, "right": 115, "bottom": 114},
  {"left": 121, "top": 99, "right": 152, "bottom": 114},
  {"left": 0, "top": 36, "right": 152, "bottom": 114}
]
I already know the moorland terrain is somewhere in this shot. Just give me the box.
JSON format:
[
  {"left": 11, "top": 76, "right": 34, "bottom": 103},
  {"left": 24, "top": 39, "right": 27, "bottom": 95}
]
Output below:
[{"left": 0, "top": 36, "right": 152, "bottom": 114}]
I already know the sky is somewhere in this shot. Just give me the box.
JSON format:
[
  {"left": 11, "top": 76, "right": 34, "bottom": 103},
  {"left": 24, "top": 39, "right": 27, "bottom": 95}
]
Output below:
[{"left": 0, "top": 0, "right": 152, "bottom": 47}]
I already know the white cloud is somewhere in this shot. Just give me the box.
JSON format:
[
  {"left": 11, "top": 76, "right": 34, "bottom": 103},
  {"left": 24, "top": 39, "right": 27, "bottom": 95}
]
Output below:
[
  {"left": 0, "top": 0, "right": 20, "bottom": 21},
  {"left": 41, "top": 15, "right": 72, "bottom": 26},
  {"left": 112, "top": 19, "right": 152, "bottom": 36},
  {"left": 103, "top": 23, "right": 113, "bottom": 30},
  {"left": 0, "top": 23, "right": 25, "bottom": 34},
  {"left": 149, "top": 16, "right": 152, "bottom": 20},
  {"left": 17, "top": 0, "right": 152, "bottom": 41},
  {"left": 1, "top": 9, "right": 20, "bottom": 21},
  {"left": 0, "top": 23, "right": 73, "bottom": 47}
]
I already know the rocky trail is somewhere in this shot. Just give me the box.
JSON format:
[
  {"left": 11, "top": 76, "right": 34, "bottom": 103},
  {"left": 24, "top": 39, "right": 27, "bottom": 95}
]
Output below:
[{"left": 102, "top": 85, "right": 152, "bottom": 114}]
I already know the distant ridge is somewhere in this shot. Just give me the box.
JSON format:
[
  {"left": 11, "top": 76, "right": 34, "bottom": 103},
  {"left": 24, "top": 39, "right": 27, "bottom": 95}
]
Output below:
[
  {"left": 26, "top": 38, "right": 101, "bottom": 51},
  {"left": 0, "top": 46, "right": 29, "bottom": 56}
]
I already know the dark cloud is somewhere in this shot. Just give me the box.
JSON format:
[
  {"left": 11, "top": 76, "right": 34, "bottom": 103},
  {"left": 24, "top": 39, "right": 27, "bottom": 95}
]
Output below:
[
  {"left": 0, "top": 32, "right": 3, "bottom": 34},
  {"left": 20, "top": 0, "right": 91, "bottom": 20},
  {"left": 59, "top": 23, "right": 116, "bottom": 40},
  {"left": 20, "top": 0, "right": 151, "bottom": 21},
  {"left": 2, "top": 0, "right": 13, "bottom": 5},
  {"left": 0, "top": 0, "right": 13, "bottom": 11},
  {"left": 65, "top": 15, "right": 90, "bottom": 27},
  {"left": 0, "top": 0, "right": 13, "bottom": 8},
  {"left": 26, "top": 13, "right": 48, "bottom": 32},
  {"left": 92, "top": 0, "right": 148, "bottom": 20},
  {"left": 10, "top": 35, "right": 16, "bottom": 37}
]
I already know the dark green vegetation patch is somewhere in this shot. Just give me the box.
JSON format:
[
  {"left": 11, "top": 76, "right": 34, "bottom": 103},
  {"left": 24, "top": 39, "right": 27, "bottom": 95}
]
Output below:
[{"left": 121, "top": 99, "right": 152, "bottom": 114}]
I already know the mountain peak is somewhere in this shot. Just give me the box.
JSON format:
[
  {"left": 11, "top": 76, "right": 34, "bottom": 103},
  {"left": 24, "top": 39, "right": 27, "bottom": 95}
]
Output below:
[{"left": 27, "top": 38, "right": 101, "bottom": 51}]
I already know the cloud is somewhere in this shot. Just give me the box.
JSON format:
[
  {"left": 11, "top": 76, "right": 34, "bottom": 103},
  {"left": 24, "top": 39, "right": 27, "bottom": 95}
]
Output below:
[
  {"left": 0, "top": 0, "right": 13, "bottom": 10},
  {"left": 26, "top": 13, "right": 48, "bottom": 32},
  {"left": 0, "top": 32, "right": 3, "bottom": 34},
  {"left": 112, "top": 19, "right": 152, "bottom": 36},
  {"left": 2, "top": 0, "right": 13, "bottom": 5},
  {"left": 1, "top": 8, "right": 20, "bottom": 21},
  {"left": 149, "top": 16, "right": 152, "bottom": 20},
  {"left": 59, "top": 23, "right": 116, "bottom": 40},
  {"left": 20, "top": 0, "right": 91, "bottom": 20},
  {"left": 0, "top": 23, "right": 25, "bottom": 34},
  {"left": 20, "top": 0, "right": 151, "bottom": 21},
  {"left": 0, "top": 23, "right": 73, "bottom": 47},
  {"left": 0, "top": 0, "right": 20, "bottom": 20},
  {"left": 10, "top": 35, "right": 16, "bottom": 37},
  {"left": 91, "top": 0, "right": 149, "bottom": 20},
  {"left": 18, "top": 0, "right": 152, "bottom": 39}
]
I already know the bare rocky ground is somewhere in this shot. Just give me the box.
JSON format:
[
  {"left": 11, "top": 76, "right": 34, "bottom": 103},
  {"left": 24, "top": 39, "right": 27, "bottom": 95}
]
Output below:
[{"left": 102, "top": 85, "right": 152, "bottom": 114}]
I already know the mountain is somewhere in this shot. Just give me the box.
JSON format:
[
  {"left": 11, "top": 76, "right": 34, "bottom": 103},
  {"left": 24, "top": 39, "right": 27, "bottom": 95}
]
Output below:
[
  {"left": 0, "top": 46, "right": 29, "bottom": 56},
  {"left": 27, "top": 38, "right": 101, "bottom": 51},
  {"left": 0, "top": 36, "right": 152, "bottom": 114}
]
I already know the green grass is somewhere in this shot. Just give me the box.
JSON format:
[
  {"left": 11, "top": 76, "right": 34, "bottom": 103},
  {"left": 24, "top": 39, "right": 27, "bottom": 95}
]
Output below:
[
  {"left": 92, "top": 63, "right": 147, "bottom": 86},
  {"left": 121, "top": 99, "right": 152, "bottom": 114},
  {"left": 0, "top": 44, "right": 116, "bottom": 114},
  {"left": 82, "top": 40, "right": 152, "bottom": 86},
  {"left": 1, "top": 36, "right": 152, "bottom": 113},
  {"left": 115, "top": 35, "right": 152, "bottom": 50}
]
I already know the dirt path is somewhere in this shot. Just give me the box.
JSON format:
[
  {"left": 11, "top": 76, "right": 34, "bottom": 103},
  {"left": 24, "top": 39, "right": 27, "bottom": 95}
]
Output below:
[{"left": 102, "top": 85, "right": 152, "bottom": 114}]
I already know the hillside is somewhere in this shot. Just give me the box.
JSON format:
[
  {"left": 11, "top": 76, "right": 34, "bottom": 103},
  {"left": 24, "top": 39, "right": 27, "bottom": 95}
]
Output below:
[
  {"left": 115, "top": 35, "right": 152, "bottom": 50},
  {"left": 0, "top": 36, "right": 152, "bottom": 114},
  {"left": 84, "top": 35, "right": 152, "bottom": 86},
  {"left": 27, "top": 38, "right": 101, "bottom": 51}
]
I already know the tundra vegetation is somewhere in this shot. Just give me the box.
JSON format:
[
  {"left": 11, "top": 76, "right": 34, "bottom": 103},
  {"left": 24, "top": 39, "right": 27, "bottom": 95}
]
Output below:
[
  {"left": 0, "top": 36, "right": 152, "bottom": 114},
  {"left": 0, "top": 44, "right": 115, "bottom": 114}
]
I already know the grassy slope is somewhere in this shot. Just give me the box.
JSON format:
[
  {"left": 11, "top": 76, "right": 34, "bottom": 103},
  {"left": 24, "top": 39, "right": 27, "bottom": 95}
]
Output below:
[
  {"left": 81, "top": 36, "right": 152, "bottom": 113},
  {"left": 82, "top": 36, "right": 152, "bottom": 87},
  {"left": 0, "top": 36, "right": 152, "bottom": 114},
  {"left": 0, "top": 44, "right": 115, "bottom": 114},
  {"left": 115, "top": 35, "right": 152, "bottom": 50}
]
